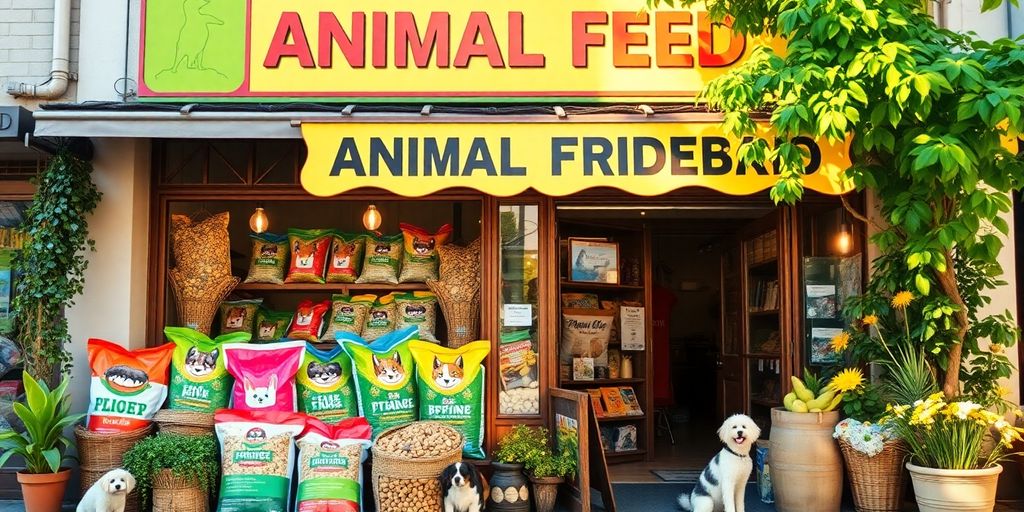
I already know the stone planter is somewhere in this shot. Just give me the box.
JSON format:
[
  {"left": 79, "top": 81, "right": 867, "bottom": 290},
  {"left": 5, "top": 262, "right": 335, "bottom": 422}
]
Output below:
[
  {"left": 488, "top": 462, "right": 530, "bottom": 512},
  {"left": 530, "top": 475, "right": 564, "bottom": 512},
  {"left": 906, "top": 462, "right": 1002, "bottom": 512}
]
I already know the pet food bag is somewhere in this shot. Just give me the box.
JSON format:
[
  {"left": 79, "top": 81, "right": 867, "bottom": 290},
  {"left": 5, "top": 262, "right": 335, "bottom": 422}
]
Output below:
[
  {"left": 339, "top": 327, "right": 418, "bottom": 437},
  {"left": 397, "top": 223, "right": 452, "bottom": 283},
  {"left": 409, "top": 339, "right": 491, "bottom": 458},
  {"left": 223, "top": 341, "right": 305, "bottom": 412},
  {"left": 244, "top": 232, "right": 289, "bottom": 284},
  {"left": 215, "top": 410, "right": 306, "bottom": 512},
  {"left": 395, "top": 292, "right": 439, "bottom": 343},
  {"left": 326, "top": 233, "right": 366, "bottom": 283},
  {"left": 321, "top": 294, "right": 375, "bottom": 341},
  {"left": 286, "top": 229, "right": 333, "bottom": 284},
  {"left": 166, "top": 326, "right": 250, "bottom": 412},
  {"left": 361, "top": 293, "right": 398, "bottom": 342},
  {"left": 296, "top": 417, "right": 373, "bottom": 512},
  {"left": 356, "top": 233, "right": 403, "bottom": 284},
  {"left": 286, "top": 299, "right": 331, "bottom": 342},
  {"left": 219, "top": 299, "right": 263, "bottom": 335},
  {"left": 86, "top": 339, "right": 175, "bottom": 432},
  {"left": 560, "top": 309, "right": 614, "bottom": 369},
  {"left": 297, "top": 344, "right": 359, "bottom": 423},
  {"left": 255, "top": 309, "right": 293, "bottom": 343}
]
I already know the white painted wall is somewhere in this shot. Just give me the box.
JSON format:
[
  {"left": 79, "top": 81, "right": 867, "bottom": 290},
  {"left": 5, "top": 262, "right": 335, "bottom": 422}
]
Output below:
[
  {"left": 0, "top": 0, "right": 81, "bottom": 107},
  {"left": 945, "top": 0, "right": 1011, "bottom": 39}
]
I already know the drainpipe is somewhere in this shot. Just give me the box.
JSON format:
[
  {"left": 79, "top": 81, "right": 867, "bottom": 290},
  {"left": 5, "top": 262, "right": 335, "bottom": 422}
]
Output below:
[{"left": 6, "top": 0, "right": 72, "bottom": 99}]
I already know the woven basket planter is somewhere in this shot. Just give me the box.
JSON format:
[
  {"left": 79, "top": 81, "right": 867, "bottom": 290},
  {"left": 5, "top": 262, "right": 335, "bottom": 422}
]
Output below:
[
  {"left": 428, "top": 238, "right": 481, "bottom": 348},
  {"left": 839, "top": 438, "right": 907, "bottom": 512},
  {"left": 371, "top": 422, "right": 463, "bottom": 512},
  {"left": 168, "top": 270, "right": 239, "bottom": 335},
  {"left": 75, "top": 425, "right": 152, "bottom": 512},
  {"left": 152, "top": 469, "right": 209, "bottom": 512},
  {"left": 153, "top": 409, "right": 215, "bottom": 436}
]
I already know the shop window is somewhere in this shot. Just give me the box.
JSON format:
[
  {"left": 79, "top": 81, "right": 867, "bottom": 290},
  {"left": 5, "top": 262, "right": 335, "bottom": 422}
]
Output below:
[
  {"left": 254, "top": 140, "right": 304, "bottom": 184},
  {"left": 155, "top": 140, "right": 306, "bottom": 186},
  {"left": 497, "top": 204, "right": 541, "bottom": 416}
]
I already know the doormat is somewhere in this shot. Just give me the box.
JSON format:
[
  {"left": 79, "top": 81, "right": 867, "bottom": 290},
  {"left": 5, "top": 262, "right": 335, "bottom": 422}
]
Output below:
[{"left": 650, "top": 469, "right": 701, "bottom": 482}]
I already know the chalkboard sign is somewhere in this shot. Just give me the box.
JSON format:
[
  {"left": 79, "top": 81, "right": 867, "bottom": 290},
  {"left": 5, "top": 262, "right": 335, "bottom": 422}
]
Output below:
[{"left": 550, "top": 388, "right": 616, "bottom": 512}]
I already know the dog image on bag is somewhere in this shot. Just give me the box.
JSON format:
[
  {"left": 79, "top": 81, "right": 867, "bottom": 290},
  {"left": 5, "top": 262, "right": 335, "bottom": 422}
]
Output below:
[
  {"left": 373, "top": 352, "right": 405, "bottom": 385},
  {"left": 333, "top": 241, "right": 357, "bottom": 268},
  {"left": 244, "top": 375, "right": 277, "bottom": 409},
  {"left": 77, "top": 468, "right": 135, "bottom": 512},
  {"left": 677, "top": 414, "right": 761, "bottom": 512},
  {"left": 441, "top": 462, "right": 489, "bottom": 512},
  {"left": 295, "top": 305, "right": 314, "bottom": 326},
  {"left": 306, "top": 361, "right": 342, "bottom": 386},
  {"left": 224, "top": 307, "right": 247, "bottom": 329},
  {"left": 184, "top": 346, "right": 218, "bottom": 377},
  {"left": 294, "top": 240, "right": 319, "bottom": 268},
  {"left": 433, "top": 356, "right": 464, "bottom": 390}
]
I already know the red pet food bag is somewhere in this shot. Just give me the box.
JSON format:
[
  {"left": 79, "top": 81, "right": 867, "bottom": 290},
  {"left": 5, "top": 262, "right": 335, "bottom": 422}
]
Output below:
[
  {"left": 296, "top": 417, "right": 373, "bottom": 512},
  {"left": 86, "top": 339, "right": 175, "bottom": 432},
  {"left": 286, "top": 300, "right": 331, "bottom": 342},
  {"left": 286, "top": 229, "right": 332, "bottom": 284},
  {"left": 223, "top": 341, "right": 305, "bottom": 412}
]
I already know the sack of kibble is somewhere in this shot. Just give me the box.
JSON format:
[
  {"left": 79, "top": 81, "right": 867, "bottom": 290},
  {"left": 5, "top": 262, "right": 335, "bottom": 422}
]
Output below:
[
  {"left": 296, "top": 417, "right": 372, "bottom": 512},
  {"left": 214, "top": 410, "right": 306, "bottom": 512},
  {"left": 371, "top": 421, "right": 463, "bottom": 512}
]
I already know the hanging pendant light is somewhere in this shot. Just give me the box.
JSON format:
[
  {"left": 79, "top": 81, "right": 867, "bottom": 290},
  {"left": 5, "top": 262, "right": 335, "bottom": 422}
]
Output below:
[
  {"left": 835, "top": 207, "right": 852, "bottom": 255},
  {"left": 249, "top": 207, "right": 269, "bottom": 233},
  {"left": 363, "top": 204, "right": 382, "bottom": 231}
]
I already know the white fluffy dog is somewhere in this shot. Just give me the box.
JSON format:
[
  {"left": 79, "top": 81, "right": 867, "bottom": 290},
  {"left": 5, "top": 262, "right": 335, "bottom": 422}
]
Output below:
[
  {"left": 77, "top": 468, "right": 135, "bottom": 512},
  {"left": 678, "top": 414, "right": 761, "bottom": 512}
]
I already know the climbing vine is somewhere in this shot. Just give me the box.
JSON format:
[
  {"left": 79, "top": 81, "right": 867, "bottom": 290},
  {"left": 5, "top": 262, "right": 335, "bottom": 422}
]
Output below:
[{"left": 13, "top": 147, "right": 101, "bottom": 383}]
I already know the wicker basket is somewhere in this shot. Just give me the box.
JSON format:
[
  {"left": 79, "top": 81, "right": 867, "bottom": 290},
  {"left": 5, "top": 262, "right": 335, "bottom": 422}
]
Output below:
[
  {"left": 427, "top": 283, "right": 481, "bottom": 348},
  {"left": 168, "top": 270, "right": 239, "bottom": 335},
  {"left": 76, "top": 425, "right": 152, "bottom": 512},
  {"left": 839, "top": 438, "right": 907, "bottom": 512},
  {"left": 154, "top": 409, "right": 215, "bottom": 436},
  {"left": 152, "top": 469, "right": 209, "bottom": 512},
  {"left": 371, "top": 422, "right": 464, "bottom": 512}
]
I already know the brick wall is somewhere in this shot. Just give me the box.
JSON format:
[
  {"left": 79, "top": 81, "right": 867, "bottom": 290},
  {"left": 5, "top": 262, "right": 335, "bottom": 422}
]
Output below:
[{"left": 0, "top": 0, "right": 81, "bottom": 103}]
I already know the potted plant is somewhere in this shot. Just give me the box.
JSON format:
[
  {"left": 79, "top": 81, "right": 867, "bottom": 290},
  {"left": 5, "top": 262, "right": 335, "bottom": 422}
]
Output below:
[
  {"left": 122, "top": 434, "right": 219, "bottom": 512},
  {"left": 491, "top": 425, "right": 547, "bottom": 512},
  {"left": 0, "top": 372, "right": 83, "bottom": 512},
  {"left": 524, "top": 435, "right": 576, "bottom": 512}
]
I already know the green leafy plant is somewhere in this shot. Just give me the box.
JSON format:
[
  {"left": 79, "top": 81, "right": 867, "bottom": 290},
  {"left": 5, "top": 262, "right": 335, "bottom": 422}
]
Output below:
[
  {"left": 122, "top": 434, "right": 219, "bottom": 507},
  {"left": 840, "top": 382, "right": 887, "bottom": 422},
  {"left": 495, "top": 424, "right": 549, "bottom": 465},
  {"left": 526, "top": 447, "right": 577, "bottom": 480},
  {"left": 13, "top": 147, "right": 101, "bottom": 383},
  {"left": 0, "top": 372, "right": 83, "bottom": 473},
  {"left": 648, "top": 0, "right": 1022, "bottom": 401}
]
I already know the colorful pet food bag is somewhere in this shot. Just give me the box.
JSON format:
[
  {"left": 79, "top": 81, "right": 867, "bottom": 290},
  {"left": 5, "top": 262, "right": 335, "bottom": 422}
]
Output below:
[
  {"left": 409, "top": 339, "right": 491, "bottom": 458},
  {"left": 296, "top": 417, "right": 373, "bottom": 512},
  {"left": 219, "top": 299, "right": 262, "bottom": 335},
  {"left": 166, "top": 326, "right": 250, "bottom": 412},
  {"left": 321, "top": 294, "right": 374, "bottom": 341},
  {"left": 86, "top": 339, "right": 175, "bottom": 432},
  {"left": 361, "top": 293, "right": 397, "bottom": 342},
  {"left": 356, "top": 233, "right": 403, "bottom": 284},
  {"left": 297, "top": 344, "right": 358, "bottom": 423},
  {"left": 286, "top": 229, "right": 333, "bottom": 284},
  {"left": 286, "top": 299, "right": 331, "bottom": 342},
  {"left": 215, "top": 410, "right": 306, "bottom": 512},
  {"left": 223, "top": 341, "right": 305, "bottom": 412},
  {"left": 339, "top": 327, "right": 418, "bottom": 437},
  {"left": 244, "top": 232, "right": 289, "bottom": 284},
  {"left": 395, "top": 292, "right": 439, "bottom": 342},
  {"left": 397, "top": 223, "right": 452, "bottom": 283},
  {"left": 254, "top": 309, "right": 292, "bottom": 343},
  {"left": 326, "top": 233, "right": 365, "bottom": 283}
]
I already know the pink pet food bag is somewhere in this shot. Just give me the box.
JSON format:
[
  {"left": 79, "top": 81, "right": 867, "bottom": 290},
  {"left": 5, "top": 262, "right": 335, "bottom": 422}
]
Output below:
[{"left": 223, "top": 341, "right": 305, "bottom": 412}]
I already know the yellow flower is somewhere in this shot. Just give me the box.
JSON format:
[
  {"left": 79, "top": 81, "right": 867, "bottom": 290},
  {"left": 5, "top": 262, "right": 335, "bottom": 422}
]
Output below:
[
  {"left": 862, "top": 315, "right": 879, "bottom": 326},
  {"left": 830, "top": 332, "right": 851, "bottom": 353},
  {"left": 892, "top": 291, "right": 914, "bottom": 309},
  {"left": 990, "top": 344, "right": 1004, "bottom": 354},
  {"left": 830, "top": 368, "right": 865, "bottom": 393}
]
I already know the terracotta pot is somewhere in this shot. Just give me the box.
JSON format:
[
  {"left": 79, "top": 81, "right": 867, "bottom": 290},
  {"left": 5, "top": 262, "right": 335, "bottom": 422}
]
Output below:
[
  {"left": 488, "top": 462, "right": 530, "bottom": 512},
  {"left": 906, "top": 462, "right": 1002, "bottom": 512},
  {"left": 768, "top": 408, "right": 843, "bottom": 512},
  {"left": 17, "top": 468, "right": 71, "bottom": 512},
  {"left": 530, "top": 475, "right": 564, "bottom": 512}
]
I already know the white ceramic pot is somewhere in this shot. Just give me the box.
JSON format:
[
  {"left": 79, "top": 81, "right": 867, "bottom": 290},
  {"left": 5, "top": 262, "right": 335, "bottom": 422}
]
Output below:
[{"left": 906, "top": 462, "right": 1003, "bottom": 512}]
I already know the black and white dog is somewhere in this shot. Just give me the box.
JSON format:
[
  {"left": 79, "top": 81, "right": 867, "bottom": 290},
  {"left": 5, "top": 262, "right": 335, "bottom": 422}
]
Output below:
[
  {"left": 441, "top": 461, "right": 489, "bottom": 512},
  {"left": 678, "top": 414, "right": 761, "bottom": 512}
]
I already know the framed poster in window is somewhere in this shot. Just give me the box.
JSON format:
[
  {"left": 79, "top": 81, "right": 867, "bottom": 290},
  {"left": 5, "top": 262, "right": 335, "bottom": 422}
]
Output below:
[{"left": 568, "top": 239, "right": 619, "bottom": 284}]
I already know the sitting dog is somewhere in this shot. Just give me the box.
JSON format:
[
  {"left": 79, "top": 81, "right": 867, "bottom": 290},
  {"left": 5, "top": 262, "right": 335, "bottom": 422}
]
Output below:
[
  {"left": 77, "top": 468, "right": 135, "bottom": 512},
  {"left": 678, "top": 414, "right": 761, "bottom": 512},
  {"left": 441, "top": 461, "right": 489, "bottom": 512}
]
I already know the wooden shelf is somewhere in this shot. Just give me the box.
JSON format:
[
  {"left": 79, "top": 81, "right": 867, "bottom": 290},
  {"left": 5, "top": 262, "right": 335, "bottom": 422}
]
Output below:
[
  {"left": 604, "top": 449, "right": 647, "bottom": 458},
  {"left": 748, "top": 258, "right": 778, "bottom": 270},
  {"left": 597, "top": 414, "right": 646, "bottom": 422},
  {"left": 559, "top": 281, "right": 644, "bottom": 291},
  {"left": 235, "top": 282, "right": 429, "bottom": 292},
  {"left": 745, "top": 353, "right": 781, "bottom": 359},
  {"left": 559, "top": 378, "right": 646, "bottom": 388},
  {"left": 748, "top": 309, "right": 780, "bottom": 316}
]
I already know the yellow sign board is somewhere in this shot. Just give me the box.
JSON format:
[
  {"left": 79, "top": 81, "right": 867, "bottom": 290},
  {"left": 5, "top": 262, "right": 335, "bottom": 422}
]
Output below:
[
  {"left": 140, "top": 0, "right": 759, "bottom": 102},
  {"left": 300, "top": 120, "right": 853, "bottom": 197}
]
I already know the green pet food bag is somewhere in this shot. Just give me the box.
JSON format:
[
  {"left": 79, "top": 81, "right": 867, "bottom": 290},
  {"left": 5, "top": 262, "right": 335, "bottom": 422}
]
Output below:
[
  {"left": 297, "top": 343, "right": 358, "bottom": 423},
  {"left": 409, "top": 339, "right": 491, "bottom": 458},
  {"left": 219, "top": 299, "right": 262, "bottom": 336},
  {"left": 244, "top": 232, "right": 289, "bottom": 284},
  {"left": 395, "top": 292, "right": 439, "bottom": 343},
  {"left": 321, "top": 294, "right": 374, "bottom": 342},
  {"left": 166, "top": 326, "right": 251, "bottom": 412},
  {"left": 254, "top": 309, "right": 292, "bottom": 343},
  {"left": 355, "top": 233, "right": 403, "bottom": 284},
  {"left": 361, "top": 293, "right": 397, "bottom": 342},
  {"left": 215, "top": 410, "right": 305, "bottom": 512},
  {"left": 338, "top": 327, "right": 418, "bottom": 437}
]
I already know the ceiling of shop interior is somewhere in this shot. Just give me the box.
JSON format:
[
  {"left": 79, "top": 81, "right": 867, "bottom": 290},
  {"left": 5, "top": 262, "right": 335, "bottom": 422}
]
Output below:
[{"left": 557, "top": 206, "right": 775, "bottom": 219}]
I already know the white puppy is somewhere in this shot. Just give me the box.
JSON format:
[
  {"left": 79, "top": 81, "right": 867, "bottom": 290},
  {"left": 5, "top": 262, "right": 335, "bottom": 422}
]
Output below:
[
  {"left": 678, "top": 414, "right": 761, "bottom": 512},
  {"left": 77, "top": 468, "right": 135, "bottom": 512}
]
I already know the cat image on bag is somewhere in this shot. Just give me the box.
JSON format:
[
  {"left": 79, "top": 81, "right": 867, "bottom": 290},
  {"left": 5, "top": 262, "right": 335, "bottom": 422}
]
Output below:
[
  {"left": 258, "top": 321, "right": 277, "bottom": 340},
  {"left": 295, "top": 306, "right": 314, "bottom": 326},
  {"left": 432, "top": 356, "right": 463, "bottom": 389},
  {"left": 372, "top": 353, "right": 405, "bottom": 385},
  {"left": 224, "top": 307, "right": 246, "bottom": 329},
  {"left": 185, "top": 346, "right": 218, "bottom": 378},
  {"left": 294, "top": 241, "right": 318, "bottom": 268},
  {"left": 332, "top": 242, "right": 356, "bottom": 268},
  {"left": 404, "top": 305, "right": 427, "bottom": 317},
  {"left": 243, "top": 375, "right": 277, "bottom": 408},
  {"left": 306, "top": 361, "right": 342, "bottom": 387},
  {"left": 412, "top": 236, "right": 436, "bottom": 255},
  {"left": 371, "top": 310, "right": 389, "bottom": 322}
]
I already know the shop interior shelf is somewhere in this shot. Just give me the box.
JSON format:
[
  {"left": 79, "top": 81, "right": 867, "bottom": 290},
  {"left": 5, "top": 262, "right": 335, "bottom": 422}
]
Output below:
[
  {"left": 597, "top": 413, "right": 647, "bottom": 422},
  {"left": 558, "top": 378, "right": 646, "bottom": 387},
  {"left": 235, "top": 282, "right": 430, "bottom": 292},
  {"left": 559, "top": 281, "right": 645, "bottom": 291}
]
